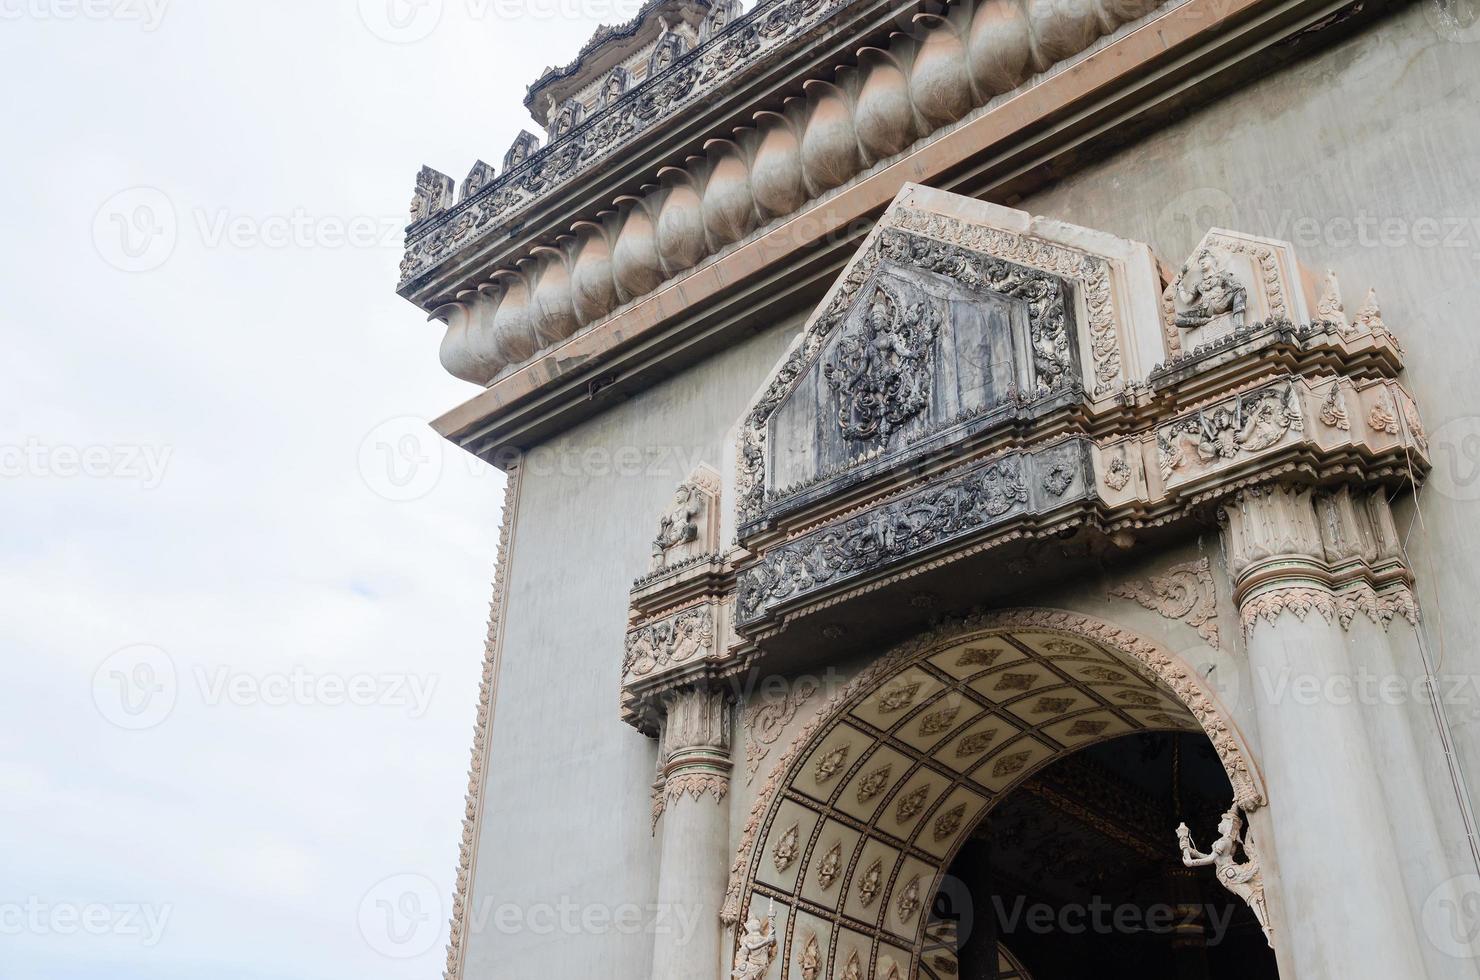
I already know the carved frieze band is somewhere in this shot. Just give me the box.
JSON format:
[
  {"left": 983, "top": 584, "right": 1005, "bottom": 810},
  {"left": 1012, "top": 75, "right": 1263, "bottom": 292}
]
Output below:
[
  {"left": 443, "top": 467, "right": 523, "bottom": 980},
  {"left": 736, "top": 440, "right": 1094, "bottom": 626},
  {"left": 623, "top": 603, "right": 716, "bottom": 681},
  {"left": 1240, "top": 582, "right": 1420, "bottom": 635}
]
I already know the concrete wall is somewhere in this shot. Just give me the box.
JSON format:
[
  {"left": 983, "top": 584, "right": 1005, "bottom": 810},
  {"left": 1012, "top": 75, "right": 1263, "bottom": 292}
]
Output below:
[
  {"left": 465, "top": 5, "right": 1480, "bottom": 974},
  {"left": 463, "top": 322, "right": 799, "bottom": 979}
]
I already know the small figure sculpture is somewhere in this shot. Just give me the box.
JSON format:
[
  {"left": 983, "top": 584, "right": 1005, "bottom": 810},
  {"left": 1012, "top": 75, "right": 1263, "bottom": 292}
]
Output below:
[
  {"left": 1174, "top": 250, "right": 1246, "bottom": 330},
  {"left": 731, "top": 902, "right": 778, "bottom": 980},
  {"left": 604, "top": 71, "right": 625, "bottom": 105},
  {"left": 652, "top": 484, "right": 700, "bottom": 568},
  {"left": 1177, "top": 807, "right": 1273, "bottom": 947}
]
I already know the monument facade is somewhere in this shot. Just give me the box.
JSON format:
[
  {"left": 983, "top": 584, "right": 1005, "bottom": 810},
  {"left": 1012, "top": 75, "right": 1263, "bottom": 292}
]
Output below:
[{"left": 394, "top": 0, "right": 1480, "bottom": 975}]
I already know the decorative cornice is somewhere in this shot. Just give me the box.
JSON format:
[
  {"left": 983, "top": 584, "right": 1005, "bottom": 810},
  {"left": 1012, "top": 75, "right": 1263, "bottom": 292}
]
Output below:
[{"left": 443, "top": 466, "right": 523, "bottom": 980}]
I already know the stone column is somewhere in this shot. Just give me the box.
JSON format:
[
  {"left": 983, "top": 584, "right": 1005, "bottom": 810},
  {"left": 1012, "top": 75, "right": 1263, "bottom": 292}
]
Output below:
[
  {"left": 650, "top": 685, "right": 733, "bottom": 980},
  {"left": 1222, "top": 485, "right": 1427, "bottom": 979}
]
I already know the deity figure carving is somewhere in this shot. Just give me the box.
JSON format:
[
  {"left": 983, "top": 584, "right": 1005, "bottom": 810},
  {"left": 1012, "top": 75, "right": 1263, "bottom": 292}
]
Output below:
[
  {"left": 1173, "top": 249, "right": 1247, "bottom": 331},
  {"left": 1177, "top": 807, "right": 1272, "bottom": 946},
  {"left": 651, "top": 25, "right": 683, "bottom": 74},
  {"left": 602, "top": 69, "right": 626, "bottom": 106},
  {"left": 731, "top": 903, "right": 777, "bottom": 980},
  {"left": 409, "top": 166, "right": 453, "bottom": 223},
  {"left": 822, "top": 283, "right": 938, "bottom": 442},
  {"left": 504, "top": 130, "right": 539, "bottom": 171},
  {"left": 551, "top": 98, "right": 581, "bottom": 138},
  {"left": 652, "top": 484, "right": 701, "bottom": 568}
]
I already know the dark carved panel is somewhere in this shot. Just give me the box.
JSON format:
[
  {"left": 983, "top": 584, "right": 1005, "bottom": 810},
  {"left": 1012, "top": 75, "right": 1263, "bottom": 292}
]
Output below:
[
  {"left": 737, "top": 438, "right": 1096, "bottom": 626},
  {"left": 759, "top": 229, "right": 1081, "bottom": 525}
]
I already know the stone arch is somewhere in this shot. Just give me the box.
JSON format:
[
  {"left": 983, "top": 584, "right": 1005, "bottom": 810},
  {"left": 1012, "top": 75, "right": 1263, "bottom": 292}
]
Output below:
[{"left": 723, "top": 608, "right": 1264, "bottom": 977}]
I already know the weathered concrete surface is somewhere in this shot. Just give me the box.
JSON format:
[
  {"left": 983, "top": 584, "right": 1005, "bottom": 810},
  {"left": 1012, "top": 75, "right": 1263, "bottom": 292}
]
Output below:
[{"left": 462, "top": 321, "right": 798, "bottom": 979}]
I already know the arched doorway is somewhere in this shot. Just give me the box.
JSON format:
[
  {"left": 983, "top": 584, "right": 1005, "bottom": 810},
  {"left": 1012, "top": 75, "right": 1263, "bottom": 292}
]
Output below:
[{"left": 725, "top": 609, "right": 1271, "bottom": 978}]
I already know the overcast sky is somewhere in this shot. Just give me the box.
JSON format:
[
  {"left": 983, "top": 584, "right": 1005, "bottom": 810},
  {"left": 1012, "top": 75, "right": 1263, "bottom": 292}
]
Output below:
[{"left": 0, "top": 2, "right": 647, "bottom": 976}]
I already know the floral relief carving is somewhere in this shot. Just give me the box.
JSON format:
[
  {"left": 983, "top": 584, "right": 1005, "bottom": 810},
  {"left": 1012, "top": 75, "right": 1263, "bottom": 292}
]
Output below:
[
  {"left": 897, "top": 875, "right": 922, "bottom": 922},
  {"left": 1369, "top": 389, "right": 1400, "bottom": 435},
  {"left": 877, "top": 679, "right": 922, "bottom": 713},
  {"left": 743, "top": 678, "right": 820, "bottom": 784},
  {"left": 841, "top": 949, "right": 864, "bottom": 980},
  {"left": 1105, "top": 452, "right": 1132, "bottom": 491},
  {"left": 957, "top": 647, "right": 1001, "bottom": 667},
  {"left": 918, "top": 704, "right": 961, "bottom": 736},
  {"left": 817, "top": 840, "right": 843, "bottom": 890},
  {"left": 798, "top": 930, "right": 822, "bottom": 980},
  {"left": 992, "top": 750, "right": 1033, "bottom": 778},
  {"left": 956, "top": 731, "right": 996, "bottom": 758},
  {"left": 895, "top": 785, "right": 930, "bottom": 822},
  {"left": 1107, "top": 557, "right": 1221, "bottom": 649},
  {"left": 933, "top": 803, "right": 967, "bottom": 841},
  {"left": 773, "top": 823, "right": 800, "bottom": 873},
  {"left": 815, "top": 744, "right": 851, "bottom": 784},
  {"left": 857, "top": 765, "right": 892, "bottom": 804},
  {"left": 857, "top": 859, "right": 884, "bottom": 907},
  {"left": 1241, "top": 583, "right": 1420, "bottom": 636},
  {"left": 1319, "top": 380, "right": 1350, "bottom": 430}
]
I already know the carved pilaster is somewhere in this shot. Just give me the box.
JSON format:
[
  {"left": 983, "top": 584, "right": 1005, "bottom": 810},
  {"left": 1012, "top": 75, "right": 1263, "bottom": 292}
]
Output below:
[{"left": 653, "top": 685, "right": 733, "bottom": 827}]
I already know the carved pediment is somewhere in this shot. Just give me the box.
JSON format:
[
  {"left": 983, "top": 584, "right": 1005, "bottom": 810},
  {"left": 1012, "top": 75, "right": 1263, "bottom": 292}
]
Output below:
[{"left": 738, "top": 184, "right": 1164, "bottom": 531}]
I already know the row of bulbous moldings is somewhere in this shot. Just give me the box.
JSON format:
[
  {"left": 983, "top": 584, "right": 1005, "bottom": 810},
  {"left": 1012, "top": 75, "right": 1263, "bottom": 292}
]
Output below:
[{"left": 436, "top": 0, "right": 1163, "bottom": 384}]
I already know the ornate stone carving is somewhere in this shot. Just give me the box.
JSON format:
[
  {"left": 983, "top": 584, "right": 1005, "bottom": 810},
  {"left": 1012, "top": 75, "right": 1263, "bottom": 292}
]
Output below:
[
  {"left": 877, "top": 679, "right": 922, "bottom": 713},
  {"left": 879, "top": 229, "right": 1073, "bottom": 395},
  {"left": 743, "top": 678, "right": 819, "bottom": 784},
  {"left": 1177, "top": 807, "right": 1272, "bottom": 946},
  {"left": 737, "top": 444, "right": 1092, "bottom": 626},
  {"left": 934, "top": 803, "right": 967, "bottom": 841},
  {"left": 772, "top": 823, "right": 800, "bottom": 872},
  {"left": 897, "top": 874, "right": 922, "bottom": 922},
  {"left": 650, "top": 464, "right": 721, "bottom": 571},
  {"left": 814, "top": 744, "right": 850, "bottom": 783},
  {"left": 789, "top": 932, "right": 820, "bottom": 980},
  {"left": 822, "top": 282, "right": 939, "bottom": 442},
  {"left": 957, "top": 731, "right": 996, "bottom": 757},
  {"left": 1106, "top": 557, "right": 1220, "bottom": 649},
  {"left": 599, "top": 66, "right": 629, "bottom": 107},
  {"left": 919, "top": 704, "right": 961, "bottom": 737},
  {"left": 857, "top": 858, "right": 883, "bottom": 907},
  {"left": 548, "top": 98, "right": 584, "bottom": 139},
  {"left": 722, "top": 609, "right": 1268, "bottom": 924},
  {"left": 730, "top": 903, "right": 777, "bottom": 980},
  {"left": 410, "top": 165, "right": 455, "bottom": 224},
  {"left": 460, "top": 160, "right": 496, "bottom": 201},
  {"left": 858, "top": 765, "right": 892, "bottom": 803},
  {"left": 841, "top": 949, "right": 863, "bottom": 980},
  {"left": 1172, "top": 248, "right": 1247, "bottom": 331},
  {"left": 1105, "top": 452, "right": 1132, "bottom": 491},
  {"left": 1369, "top": 388, "right": 1400, "bottom": 435},
  {"left": 503, "top": 130, "right": 540, "bottom": 171},
  {"left": 1315, "top": 269, "right": 1346, "bottom": 328},
  {"left": 1319, "top": 379, "right": 1350, "bottom": 430},
  {"left": 817, "top": 840, "right": 843, "bottom": 889},
  {"left": 896, "top": 785, "right": 930, "bottom": 821},
  {"left": 1158, "top": 382, "right": 1303, "bottom": 483},
  {"left": 623, "top": 606, "right": 714, "bottom": 678}
]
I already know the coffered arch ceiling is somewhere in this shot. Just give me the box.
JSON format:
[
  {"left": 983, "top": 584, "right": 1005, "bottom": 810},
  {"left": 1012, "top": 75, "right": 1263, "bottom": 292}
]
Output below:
[{"left": 724, "top": 609, "right": 1262, "bottom": 979}]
